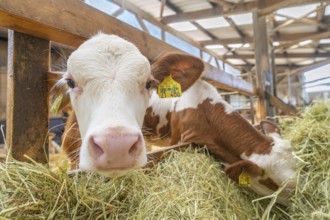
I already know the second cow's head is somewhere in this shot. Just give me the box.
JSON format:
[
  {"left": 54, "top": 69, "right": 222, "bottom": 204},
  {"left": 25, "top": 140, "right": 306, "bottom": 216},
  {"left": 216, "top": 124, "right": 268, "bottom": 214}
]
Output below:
[{"left": 53, "top": 33, "right": 204, "bottom": 176}]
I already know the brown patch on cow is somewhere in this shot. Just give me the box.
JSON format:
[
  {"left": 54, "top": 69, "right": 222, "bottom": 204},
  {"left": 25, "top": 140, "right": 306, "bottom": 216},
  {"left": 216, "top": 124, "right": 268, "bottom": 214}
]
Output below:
[
  {"left": 170, "top": 98, "right": 273, "bottom": 163},
  {"left": 62, "top": 111, "right": 81, "bottom": 169},
  {"left": 143, "top": 107, "right": 160, "bottom": 137},
  {"left": 158, "top": 111, "right": 171, "bottom": 138},
  {"left": 151, "top": 52, "right": 204, "bottom": 92},
  {"left": 259, "top": 178, "right": 279, "bottom": 191},
  {"left": 225, "top": 160, "right": 265, "bottom": 182}
]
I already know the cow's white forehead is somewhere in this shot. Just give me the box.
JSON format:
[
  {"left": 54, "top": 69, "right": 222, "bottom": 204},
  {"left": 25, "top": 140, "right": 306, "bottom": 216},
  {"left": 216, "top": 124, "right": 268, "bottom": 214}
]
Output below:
[{"left": 67, "top": 33, "right": 150, "bottom": 84}]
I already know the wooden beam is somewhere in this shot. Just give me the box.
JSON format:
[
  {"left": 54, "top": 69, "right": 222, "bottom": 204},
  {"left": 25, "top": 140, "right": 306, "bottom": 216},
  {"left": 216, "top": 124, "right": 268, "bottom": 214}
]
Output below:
[
  {"left": 289, "top": 58, "right": 330, "bottom": 76},
  {"left": 0, "top": 0, "right": 254, "bottom": 95},
  {"left": 201, "top": 31, "right": 330, "bottom": 46},
  {"left": 253, "top": 10, "right": 276, "bottom": 119},
  {"left": 203, "top": 65, "right": 254, "bottom": 96},
  {"left": 265, "top": 92, "right": 298, "bottom": 116},
  {"left": 161, "top": 0, "right": 327, "bottom": 23},
  {"left": 276, "top": 31, "right": 330, "bottom": 51},
  {"left": 7, "top": 31, "right": 50, "bottom": 163},
  {"left": 224, "top": 16, "right": 246, "bottom": 40},
  {"left": 111, "top": 0, "right": 241, "bottom": 70},
  {"left": 274, "top": 12, "right": 330, "bottom": 31},
  {"left": 224, "top": 52, "right": 330, "bottom": 59},
  {"left": 162, "top": 3, "right": 256, "bottom": 24},
  {"left": 258, "top": 0, "right": 329, "bottom": 16}
]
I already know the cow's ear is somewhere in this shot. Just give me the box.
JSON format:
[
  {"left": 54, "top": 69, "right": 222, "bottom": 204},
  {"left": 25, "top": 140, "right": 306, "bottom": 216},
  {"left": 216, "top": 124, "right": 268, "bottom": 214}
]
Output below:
[
  {"left": 225, "top": 160, "right": 264, "bottom": 182},
  {"left": 151, "top": 52, "right": 204, "bottom": 92},
  {"left": 50, "top": 76, "right": 70, "bottom": 113},
  {"left": 260, "top": 120, "right": 281, "bottom": 136}
]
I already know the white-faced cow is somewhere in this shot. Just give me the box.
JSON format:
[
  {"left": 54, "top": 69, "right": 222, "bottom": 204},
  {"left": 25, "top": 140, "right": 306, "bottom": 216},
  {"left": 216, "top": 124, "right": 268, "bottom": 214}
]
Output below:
[
  {"left": 54, "top": 34, "right": 296, "bottom": 204},
  {"left": 52, "top": 33, "right": 203, "bottom": 176}
]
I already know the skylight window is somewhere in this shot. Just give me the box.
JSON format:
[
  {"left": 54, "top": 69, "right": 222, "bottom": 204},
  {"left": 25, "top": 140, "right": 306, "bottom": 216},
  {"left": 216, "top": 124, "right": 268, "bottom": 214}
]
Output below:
[
  {"left": 326, "top": 5, "right": 330, "bottom": 16},
  {"left": 84, "top": 0, "right": 120, "bottom": 15},
  {"left": 319, "top": 39, "right": 330, "bottom": 44},
  {"left": 168, "top": 22, "right": 197, "bottom": 31},
  {"left": 276, "top": 4, "right": 319, "bottom": 19},
  {"left": 228, "top": 43, "right": 243, "bottom": 48},
  {"left": 196, "top": 17, "right": 229, "bottom": 29},
  {"left": 229, "top": 13, "right": 252, "bottom": 26}
]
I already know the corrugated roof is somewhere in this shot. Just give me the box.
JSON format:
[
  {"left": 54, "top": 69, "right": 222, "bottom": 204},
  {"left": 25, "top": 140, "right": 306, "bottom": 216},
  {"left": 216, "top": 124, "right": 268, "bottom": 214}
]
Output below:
[{"left": 86, "top": 0, "right": 330, "bottom": 93}]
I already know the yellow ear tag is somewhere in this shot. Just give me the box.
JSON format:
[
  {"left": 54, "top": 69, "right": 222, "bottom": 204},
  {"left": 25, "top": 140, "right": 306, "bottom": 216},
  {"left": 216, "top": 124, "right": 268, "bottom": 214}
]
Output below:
[
  {"left": 50, "top": 94, "right": 63, "bottom": 114},
  {"left": 157, "top": 74, "right": 182, "bottom": 98},
  {"left": 239, "top": 171, "right": 251, "bottom": 187}
]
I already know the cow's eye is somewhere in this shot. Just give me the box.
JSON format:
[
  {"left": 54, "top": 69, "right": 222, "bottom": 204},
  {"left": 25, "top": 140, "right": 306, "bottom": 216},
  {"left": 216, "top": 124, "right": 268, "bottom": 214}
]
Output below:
[
  {"left": 66, "top": 79, "right": 76, "bottom": 89},
  {"left": 145, "top": 80, "right": 153, "bottom": 90}
]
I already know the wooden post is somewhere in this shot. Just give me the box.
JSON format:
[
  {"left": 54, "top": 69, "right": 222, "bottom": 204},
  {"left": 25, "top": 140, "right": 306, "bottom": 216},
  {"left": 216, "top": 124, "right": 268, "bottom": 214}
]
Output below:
[
  {"left": 6, "top": 31, "right": 50, "bottom": 163},
  {"left": 253, "top": 10, "right": 275, "bottom": 120},
  {"left": 287, "top": 71, "right": 291, "bottom": 104}
]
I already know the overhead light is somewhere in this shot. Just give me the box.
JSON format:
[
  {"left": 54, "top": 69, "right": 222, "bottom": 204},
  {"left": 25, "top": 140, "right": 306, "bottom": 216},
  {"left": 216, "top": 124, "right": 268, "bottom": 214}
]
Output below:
[
  {"left": 228, "top": 43, "right": 243, "bottom": 48},
  {"left": 298, "top": 40, "right": 312, "bottom": 46},
  {"left": 243, "top": 43, "right": 250, "bottom": 48},
  {"left": 290, "top": 44, "right": 299, "bottom": 49},
  {"left": 272, "top": 41, "right": 280, "bottom": 46},
  {"left": 205, "top": 45, "right": 224, "bottom": 49},
  {"left": 320, "top": 38, "right": 330, "bottom": 44}
]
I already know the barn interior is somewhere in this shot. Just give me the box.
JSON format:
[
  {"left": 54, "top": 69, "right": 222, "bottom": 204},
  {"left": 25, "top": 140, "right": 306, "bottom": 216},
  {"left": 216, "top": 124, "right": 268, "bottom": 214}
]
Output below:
[
  {"left": 1, "top": 0, "right": 330, "bottom": 125},
  {"left": 0, "top": 0, "right": 330, "bottom": 219}
]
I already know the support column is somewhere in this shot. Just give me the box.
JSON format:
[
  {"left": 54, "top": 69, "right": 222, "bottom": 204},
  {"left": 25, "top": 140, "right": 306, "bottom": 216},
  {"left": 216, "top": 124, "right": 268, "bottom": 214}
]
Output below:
[
  {"left": 253, "top": 10, "right": 276, "bottom": 120},
  {"left": 7, "top": 31, "right": 50, "bottom": 163}
]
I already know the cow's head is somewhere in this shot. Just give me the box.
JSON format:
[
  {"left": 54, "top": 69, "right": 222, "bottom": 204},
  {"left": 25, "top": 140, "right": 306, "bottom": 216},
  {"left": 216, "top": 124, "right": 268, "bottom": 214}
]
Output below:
[{"left": 52, "top": 34, "right": 203, "bottom": 176}]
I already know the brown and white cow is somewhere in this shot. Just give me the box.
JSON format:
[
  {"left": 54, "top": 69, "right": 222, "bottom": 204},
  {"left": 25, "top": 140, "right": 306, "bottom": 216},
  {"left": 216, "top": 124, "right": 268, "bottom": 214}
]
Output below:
[
  {"left": 55, "top": 36, "right": 296, "bottom": 203},
  {"left": 143, "top": 55, "right": 297, "bottom": 204},
  {"left": 171, "top": 85, "right": 296, "bottom": 203},
  {"left": 52, "top": 34, "right": 203, "bottom": 176}
]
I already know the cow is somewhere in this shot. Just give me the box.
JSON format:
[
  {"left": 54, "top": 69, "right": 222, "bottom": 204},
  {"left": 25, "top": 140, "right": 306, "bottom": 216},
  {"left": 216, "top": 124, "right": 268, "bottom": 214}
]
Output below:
[
  {"left": 143, "top": 60, "right": 297, "bottom": 204},
  {"left": 54, "top": 36, "right": 296, "bottom": 204},
  {"left": 51, "top": 33, "right": 203, "bottom": 176}
]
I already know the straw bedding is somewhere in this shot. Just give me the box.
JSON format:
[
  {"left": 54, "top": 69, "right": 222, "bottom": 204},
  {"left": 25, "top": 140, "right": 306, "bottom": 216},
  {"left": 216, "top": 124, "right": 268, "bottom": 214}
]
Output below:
[
  {"left": 280, "top": 99, "right": 330, "bottom": 219},
  {"left": 0, "top": 99, "right": 329, "bottom": 219}
]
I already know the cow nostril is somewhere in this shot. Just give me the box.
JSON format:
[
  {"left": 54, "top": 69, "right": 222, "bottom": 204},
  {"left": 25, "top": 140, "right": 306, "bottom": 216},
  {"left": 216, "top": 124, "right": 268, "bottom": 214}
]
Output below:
[
  {"left": 90, "top": 137, "right": 105, "bottom": 158},
  {"left": 128, "top": 142, "right": 138, "bottom": 156}
]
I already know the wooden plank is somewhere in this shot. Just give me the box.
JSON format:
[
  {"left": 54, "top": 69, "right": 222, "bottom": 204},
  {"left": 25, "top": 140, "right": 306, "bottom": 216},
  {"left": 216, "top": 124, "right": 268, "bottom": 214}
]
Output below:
[
  {"left": 203, "top": 65, "right": 254, "bottom": 96},
  {"left": 0, "top": 38, "right": 7, "bottom": 120},
  {"left": 161, "top": 0, "right": 327, "bottom": 24},
  {"left": 289, "top": 58, "right": 330, "bottom": 76},
  {"left": 224, "top": 52, "right": 330, "bottom": 59},
  {"left": 201, "top": 31, "right": 330, "bottom": 46},
  {"left": 265, "top": 92, "right": 298, "bottom": 116},
  {"left": 276, "top": 31, "right": 330, "bottom": 51},
  {"left": 161, "top": 3, "right": 256, "bottom": 24},
  {"left": 110, "top": 0, "right": 240, "bottom": 71},
  {"left": 7, "top": 31, "right": 50, "bottom": 163},
  {"left": 258, "top": 0, "right": 329, "bottom": 16},
  {"left": 0, "top": 0, "right": 254, "bottom": 95},
  {"left": 253, "top": 10, "right": 276, "bottom": 119}
]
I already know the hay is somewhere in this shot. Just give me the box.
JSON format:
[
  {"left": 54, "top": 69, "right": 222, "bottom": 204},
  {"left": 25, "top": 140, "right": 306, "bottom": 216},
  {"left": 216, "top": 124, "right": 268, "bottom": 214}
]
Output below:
[
  {"left": 1, "top": 99, "right": 329, "bottom": 219},
  {"left": 280, "top": 99, "right": 330, "bottom": 219},
  {"left": 0, "top": 148, "right": 288, "bottom": 219}
]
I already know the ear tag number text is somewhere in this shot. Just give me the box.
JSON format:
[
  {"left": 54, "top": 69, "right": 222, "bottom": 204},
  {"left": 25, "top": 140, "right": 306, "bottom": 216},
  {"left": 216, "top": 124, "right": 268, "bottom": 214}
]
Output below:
[
  {"left": 239, "top": 171, "right": 251, "bottom": 187},
  {"left": 157, "top": 74, "right": 182, "bottom": 98}
]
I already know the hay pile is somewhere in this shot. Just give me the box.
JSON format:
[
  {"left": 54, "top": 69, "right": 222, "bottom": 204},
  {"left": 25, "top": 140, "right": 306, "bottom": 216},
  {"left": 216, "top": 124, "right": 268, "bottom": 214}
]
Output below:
[
  {"left": 0, "top": 148, "right": 287, "bottom": 219},
  {"left": 280, "top": 99, "right": 330, "bottom": 219},
  {"left": 0, "top": 99, "right": 329, "bottom": 219}
]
